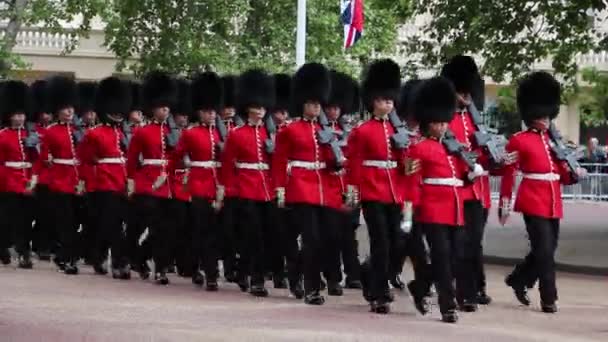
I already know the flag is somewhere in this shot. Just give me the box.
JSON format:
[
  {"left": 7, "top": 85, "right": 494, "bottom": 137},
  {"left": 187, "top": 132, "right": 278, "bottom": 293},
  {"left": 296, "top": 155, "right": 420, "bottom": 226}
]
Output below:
[{"left": 341, "top": 0, "right": 364, "bottom": 49}]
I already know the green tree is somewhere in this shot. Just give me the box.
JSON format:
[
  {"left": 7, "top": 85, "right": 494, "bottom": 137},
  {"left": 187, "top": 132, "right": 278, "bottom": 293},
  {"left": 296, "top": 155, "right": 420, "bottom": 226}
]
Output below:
[{"left": 578, "top": 68, "right": 608, "bottom": 127}]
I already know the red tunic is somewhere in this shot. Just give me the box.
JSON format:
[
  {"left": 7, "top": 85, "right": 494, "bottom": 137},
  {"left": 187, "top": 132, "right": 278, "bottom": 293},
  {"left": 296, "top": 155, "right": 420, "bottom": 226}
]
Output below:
[
  {"left": 78, "top": 124, "right": 127, "bottom": 194},
  {"left": 499, "top": 129, "right": 575, "bottom": 219},
  {"left": 126, "top": 122, "right": 172, "bottom": 198},
  {"left": 220, "top": 124, "right": 273, "bottom": 202},
  {"left": 323, "top": 121, "right": 347, "bottom": 210},
  {"left": 0, "top": 128, "right": 37, "bottom": 194},
  {"left": 448, "top": 109, "right": 491, "bottom": 208},
  {"left": 36, "top": 123, "right": 80, "bottom": 194},
  {"left": 35, "top": 124, "right": 51, "bottom": 186},
  {"left": 401, "top": 129, "right": 423, "bottom": 207},
  {"left": 271, "top": 118, "right": 333, "bottom": 207},
  {"left": 405, "top": 138, "right": 469, "bottom": 226},
  {"left": 78, "top": 125, "right": 100, "bottom": 193},
  {"left": 222, "top": 118, "right": 240, "bottom": 199},
  {"left": 347, "top": 117, "right": 405, "bottom": 204},
  {"left": 170, "top": 124, "right": 221, "bottom": 200}
]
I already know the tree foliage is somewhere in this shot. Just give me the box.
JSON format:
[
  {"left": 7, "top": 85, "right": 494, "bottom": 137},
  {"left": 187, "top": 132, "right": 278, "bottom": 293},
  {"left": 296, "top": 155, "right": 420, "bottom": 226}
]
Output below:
[{"left": 578, "top": 68, "right": 608, "bottom": 127}]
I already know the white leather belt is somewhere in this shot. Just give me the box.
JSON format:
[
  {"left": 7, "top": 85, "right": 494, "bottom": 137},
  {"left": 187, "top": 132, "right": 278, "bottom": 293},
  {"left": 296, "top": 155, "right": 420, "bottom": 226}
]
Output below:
[
  {"left": 175, "top": 169, "right": 188, "bottom": 174},
  {"left": 362, "top": 160, "right": 398, "bottom": 169},
  {"left": 481, "top": 171, "right": 489, "bottom": 176},
  {"left": 423, "top": 177, "right": 464, "bottom": 187},
  {"left": 288, "top": 160, "right": 326, "bottom": 170},
  {"left": 141, "top": 159, "right": 167, "bottom": 166},
  {"left": 189, "top": 160, "right": 221, "bottom": 168},
  {"left": 4, "top": 161, "right": 32, "bottom": 169},
  {"left": 235, "top": 162, "right": 269, "bottom": 170},
  {"left": 522, "top": 172, "right": 560, "bottom": 181},
  {"left": 97, "top": 157, "right": 125, "bottom": 164},
  {"left": 53, "top": 158, "right": 78, "bottom": 166}
]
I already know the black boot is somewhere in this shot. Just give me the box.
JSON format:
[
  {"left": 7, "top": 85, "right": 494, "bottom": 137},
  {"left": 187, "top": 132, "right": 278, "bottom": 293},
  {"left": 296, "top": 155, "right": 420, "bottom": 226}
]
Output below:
[
  {"left": 237, "top": 274, "right": 250, "bottom": 292},
  {"left": 459, "top": 300, "right": 478, "bottom": 312},
  {"left": 441, "top": 310, "right": 458, "bottom": 323},
  {"left": 53, "top": 257, "right": 66, "bottom": 271},
  {"left": 273, "top": 277, "right": 288, "bottom": 289},
  {"left": 327, "top": 281, "right": 344, "bottom": 296},
  {"left": 0, "top": 249, "right": 11, "bottom": 265},
  {"left": 407, "top": 281, "right": 429, "bottom": 315},
  {"left": 18, "top": 254, "right": 33, "bottom": 269},
  {"left": 304, "top": 291, "right": 325, "bottom": 305},
  {"left": 477, "top": 289, "right": 492, "bottom": 305},
  {"left": 344, "top": 277, "right": 363, "bottom": 289},
  {"left": 390, "top": 274, "right": 406, "bottom": 290},
  {"left": 224, "top": 270, "right": 238, "bottom": 283},
  {"left": 289, "top": 278, "right": 304, "bottom": 299},
  {"left": 155, "top": 271, "right": 169, "bottom": 285},
  {"left": 112, "top": 265, "right": 131, "bottom": 280},
  {"left": 505, "top": 274, "right": 531, "bottom": 306},
  {"left": 192, "top": 271, "right": 205, "bottom": 286},
  {"left": 94, "top": 263, "right": 108, "bottom": 275},
  {"left": 64, "top": 261, "right": 79, "bottom": 275},
  {"left": 370, "top": 300, "right": 390, "bottom": 314},
  {"left": 250, "top": 284, "right": 269, "bottom": 297},
  {"left": 137, "top": 262, "right": 151, "bottom": 280},
  {"left": 541, "top": 302, "right": 558, "bottom": 313},
  {"left": 206, "top": 278, "right": 219, "bottom": 292}
]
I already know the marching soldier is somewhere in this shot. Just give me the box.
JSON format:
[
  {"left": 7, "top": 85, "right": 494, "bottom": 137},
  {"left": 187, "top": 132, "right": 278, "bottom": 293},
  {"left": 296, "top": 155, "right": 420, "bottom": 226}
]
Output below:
[
  {"left": 219, "top": 69, "right": 276, "bottom": 297},
  {"left": 0, "top": 80, "right": 36, "bottom": 268},
  {"left": 126, "top": 71, "right": 178, "bottom": 285},
  {"left": 272, "top": 63, "right": 334, "bottom": 305},
  {"left": 347, "top": 59, "right": 406, "bottom": 314},
  {"left": 500, "top": 72, "right": 586, "bottom": 313},
  {"left": 170, "top": 71, "right": 223, "bottom": 291},
  {"left": 406, "top": 76, "right": 485, "bottom": 323},
  {"left": 77, "top": 76, "right": 132, "bottom": 279},
  {"left": 441, "top": 55, "right": 492, "bottom": 308},
  {"left": 36, "top": 76, "right": 82, "bottom": 275}
]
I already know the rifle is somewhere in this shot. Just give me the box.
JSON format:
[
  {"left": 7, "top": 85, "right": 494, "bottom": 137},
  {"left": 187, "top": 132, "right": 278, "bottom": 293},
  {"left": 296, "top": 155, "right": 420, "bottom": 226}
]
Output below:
[
  {"left": 233, "top": 115, "right": 244, "bottom": 127},
  {"left": 24, "top": 122, "right": 41, "bottom": 151},
  {"left": 215, "top": 116, "right": 228, "bottom": 152},
  {"left": 467, "top": 102, "right": 507, "bottom": 166},
  {"left": 336, "top": 115, "right": 352, "bottom": 148},
  {"left": 442, "top": 129, "right": 478, "bottom": 171},
  {"left": 121, "top": 121, "right": 132, "bottom": 150},
  {"left": 264, "top": 113, "right": 276, "bottom": 154},
  {"left": 547, "top": 122, "right": 581, "bottom": 183},
  {"left": 72, "top": 116, "right": 86, "bottom": 144},
  {"left": 388, "top": 110, "right": 415, "bottom": 150},
  {"left": 165, "top": 114, "right": 182, "bottom": 148},
  {"left": 317, "top": 110, "right": 346, "bottom": 169}
]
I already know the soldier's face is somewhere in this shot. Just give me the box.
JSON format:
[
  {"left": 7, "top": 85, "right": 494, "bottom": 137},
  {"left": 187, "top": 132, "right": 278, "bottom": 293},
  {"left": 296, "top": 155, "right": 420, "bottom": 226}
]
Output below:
[
  {"left": 82, "top": 111, "right": 97, "bottom": 125},
  {"left": 174, "top": 114, "right": 188, "bottom": 128},
  {"left": 273, "top": 110, "right": 288, "bottom": 124},
  {"left": 222, "top": 107, "right": 235, "bottom": 119},
  {"left": 325, "top": 106, "right": 341, "bottom": 121},
  {"left": 373, "top": 98, "right": 393, "bottom": 116},
  {"left": 129, "top": 110, "right": 143, "bottom": 124},
  {"left": 152, "top": 106, "right": 170, "bottom": 122},
  {"left": 57, "top": 107, "right": 74, "bottom": 123},
  {"left": 10, "top": 113, "right": 26, "bottom": 128},
  {"left": 532, "top": 117, "right": 550, "bottom": 130},
  {"left": 303, "top": 101, "right": 321, "bottom": 118},
  {"left": 428, "top": 121, "right": 448, "bottom": 138},
  {"left": 248, "top": 107, "right": 265, "bottom": 122},
  {"left": 39, "top": 113, "right": 52, "bottom": 125},
  {"left": 198, "top": 109, "right": 216, "bottom": 125}
]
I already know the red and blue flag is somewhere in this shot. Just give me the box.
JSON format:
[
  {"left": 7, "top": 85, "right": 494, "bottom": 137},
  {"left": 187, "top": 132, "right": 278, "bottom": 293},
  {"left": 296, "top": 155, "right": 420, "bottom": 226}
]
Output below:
[{"left": 341, "top": 0, "right": 364, "bottom": 49}]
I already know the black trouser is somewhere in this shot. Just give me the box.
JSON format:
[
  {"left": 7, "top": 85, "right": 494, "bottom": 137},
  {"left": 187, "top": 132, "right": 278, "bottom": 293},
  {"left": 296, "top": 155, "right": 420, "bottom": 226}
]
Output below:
[
  {"left": 403, "top": 220, "right": 433, "bottom": 296},
  {"left": 361, "top": 201, "right": 402, "bottom": 302},
  {"left": 321, "top": 207, "right": 346, "bottom": 284},
  {"left": 266, "top": 203, "right": 286, "bottom": 280},
  {"left": 90, "top": 191, "right": 128, "bottom": 268},
  {"left": 283, "top": 207, "right": 302, "bottom": 285},
  {"left": 237, "top": 199, "right": 274, "bottom": 285},
  {"left": 423, "top": 223, "right": 467, "bottom": 314},
  {"left": 289, "top": 204, "right": 333, "bottom": 294},
  {"left": 509, "top": 215, "right": 560, "bottom": 305},
  {"left": 172, "top": 199, "right": 192, "bottom": 274},
  {"left": 125, "top": 195, "right": 150, "bottom": 266},
  {"left": 133, "top": 195, "right": 174, "bottom": 273},
  {"left": 479, "top": 208, "right": 489, "bottom": 292},
  {"left": 220, "top": 197, "right": 239, "bottom": 277},
  {"left": 461, "top": 200, "right": 486, "bottom": 302},
  {"left": 0, "top": 193, "right": 34, "bottom": 256},
  {"left": 191, "top": 197, "right": 219, "bottom": 280},
  {"left": 32, "top": 184, "right": 55, "bottom": 254},
  {"left": 341, "top": 208, "right": 361, "bottom": 282},
  {"left": 50, "top": 192, "right": 80, "bottom": 264},
  {"left": 79, "top": 193, "right": 98, "bottom": 262}
]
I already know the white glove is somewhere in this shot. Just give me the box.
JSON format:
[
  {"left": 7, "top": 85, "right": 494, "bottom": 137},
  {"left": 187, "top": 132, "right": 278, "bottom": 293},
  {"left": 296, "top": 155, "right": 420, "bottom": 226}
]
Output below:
[
  {"left": 212, "top": 185, "right": 225, "bottom": 211},
  {"left": 498, "top": 197, "right": 511, "bottom": 226},
  {"left": 345, "top": 185, "right": 360, "bottom": 208},
  {"left": 75, "top": 180, "right": 85, "bottom": 195},
  {"left": 26, "top": 175, "right": 38, "bottom": 193},
  {"left": 276, "top": 187, "right": 286, "bottom": 208},
  {"left": 468, "top": 163, "right": 485, "bottom": 181},
  {"left": 127, "top": 179, "right": 135, "bottom": 197}
]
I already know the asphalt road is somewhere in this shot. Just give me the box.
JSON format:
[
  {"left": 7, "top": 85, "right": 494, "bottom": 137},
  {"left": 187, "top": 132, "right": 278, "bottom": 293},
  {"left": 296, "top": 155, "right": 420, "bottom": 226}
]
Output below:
[{"left": 1, "top": 262, "right": 606, "bottom": 342}]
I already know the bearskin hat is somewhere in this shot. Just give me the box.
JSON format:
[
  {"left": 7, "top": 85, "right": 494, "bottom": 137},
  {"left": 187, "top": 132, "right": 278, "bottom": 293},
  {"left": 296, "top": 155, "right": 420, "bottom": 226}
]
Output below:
[
  {"left": 190, "top": 71, "right": 223, "bottom": 121},
  {"left": 517, "top": 71, "right": 561, "bottom": 124},
  {"left": 413, "top": 77, "right": 457, "bottom": 126},
  {"left": 327, "top": 70, "right": 355, "bottom": 114},
  {"left": 142, "top": 71, "right": 177, "bottom": 113},
  {"left": 397, "top": 79, "right": 422, "bottom": 120},
  {"left": 273, "top": 73, "right": 291, "bottom": 113},
  {"left": 46, "top": 75, "right": 78, "bottom": 114},
  {"left": 129, "top": 81, "right": 143, "bottom": 112},
  {"left": 471, "top": 74, "right": 485, "bottom": 110},
  {"left": 30, "top": 80, "right": 48, "bottom": 121},
  {"left": 361, "top": 59, "right": 401, "bottom": 113},
  {"left": 0, "top": 80, "right": 31, "bottom": 124},
  {"left": 174, "top": 78, "right": 192, "bottom": 116},
  {"left": 291, "top": 63, "right": 330, "bottom": 117},
  {"left": 440, "top": 55, "right": 481, "bottom": 94},
  {"left": 349, "top": 78, "right": 361, "bottom": 115},
  {"left": 236, "top": 69, "right": 275, "bottom": 118},
  {"left": 76, "top": 81, "right": 97, "bottom": 116},
  {"left": 222, "top": 75, "right": 237, "bottom": 109},
  {"left": 95, "top": 77, "right": 132, "bottom": 121}
]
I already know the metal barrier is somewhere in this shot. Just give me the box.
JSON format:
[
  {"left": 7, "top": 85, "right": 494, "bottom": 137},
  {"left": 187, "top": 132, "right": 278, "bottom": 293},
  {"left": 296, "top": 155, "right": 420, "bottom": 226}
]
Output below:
[{"left": 490, "top": 163, "right": 608, "bottom": 202}]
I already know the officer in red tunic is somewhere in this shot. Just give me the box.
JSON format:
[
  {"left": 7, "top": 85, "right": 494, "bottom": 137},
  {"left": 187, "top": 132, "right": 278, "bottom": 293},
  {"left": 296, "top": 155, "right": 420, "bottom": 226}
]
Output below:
[
  {"left": 441, "top": 55, "right": 494, "bottom": 308},
  {"left": 500, "top": 72, "right": 585, "bottom": 314},
  {"left": 170, "top": 71, "right": 223, "bottom": 290},
  {"left": 272, "top": 63, "right": 334, "bottom": 305},
  {"left": 406, "top": 76, "right": 485, "bottom": 323},
  {"left": 126, "top": 71, "right": 178, "bottom": 285},
  {"left": 77, "top": 77, "right": 132, "bottom": 279},
  {"left": 0, "top": 80, "right": 36, "bottom": 268},
  {"left": 347, "top": 59, "right": 407, "bottom": 314},
  {"left": 219, "top": 69, "right": 276, "bottom": 297},
  {"left": 36, "top": 76, "right": 82, "bottom": 275}
]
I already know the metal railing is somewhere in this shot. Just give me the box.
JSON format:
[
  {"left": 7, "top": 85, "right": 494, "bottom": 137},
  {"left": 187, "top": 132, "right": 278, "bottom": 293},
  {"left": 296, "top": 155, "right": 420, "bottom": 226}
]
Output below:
[{"left": 490, "top": 163, "right": 608, "bottom": 202}]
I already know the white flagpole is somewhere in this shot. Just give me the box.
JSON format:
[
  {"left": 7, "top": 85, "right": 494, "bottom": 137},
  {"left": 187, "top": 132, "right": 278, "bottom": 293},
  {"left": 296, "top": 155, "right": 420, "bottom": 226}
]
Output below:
[{"left": 296, "top": 0, "right": 307, "bottom": 68}]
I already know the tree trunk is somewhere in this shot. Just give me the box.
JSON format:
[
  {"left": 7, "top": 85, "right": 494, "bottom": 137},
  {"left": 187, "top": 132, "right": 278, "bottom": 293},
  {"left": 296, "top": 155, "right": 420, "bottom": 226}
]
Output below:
[{"left": 3, "top": 0, "right": 29, "bottom": 51}]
